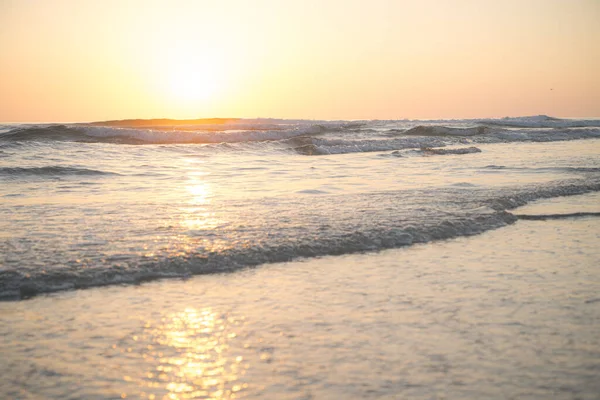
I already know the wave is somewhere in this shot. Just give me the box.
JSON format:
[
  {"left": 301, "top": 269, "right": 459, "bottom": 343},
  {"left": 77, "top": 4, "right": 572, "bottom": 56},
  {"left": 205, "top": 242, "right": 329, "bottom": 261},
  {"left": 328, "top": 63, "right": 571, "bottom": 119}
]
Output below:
[
  {"left": 475, "top": 115, "right": 600, "bottom": 128},
  {"left": 402, "top": 125, "right": 489, "bottom": 136},
  {"left": 1, "top": 118, "right": 599, "bottom": 157},
  {"left": 482, "top": 166, "right": 600, "bottom": 174},
  {"left": 2, "top": 177, "right": 600, "bottom": 300},
  {"left": 288, "top": 136, "right": 456, "bottom": 155},
  {"left": 0, "top": 166, "right": 117, "bottom": 179},
  {"left": 396, "top": 124, "right": 600, "bottom": 139},
  {"left": 515, "top": 212, "right": 600, "bottom": 220},
  {"left": 3, "top": 209, "right": 517, "bottom": 299},
  {"left": 0, "top": 125, "right": 97, "bottom": 143},
  {"left": 182, "top": 127, "right": 599, "bottom": 156},
  {"left": 287, "top": 125, "right": 600, "bottom": 156},
  {"left": 0, "top": 122, "right": 361, "bottom": 145},
  {"left": 418, "top": 146, "right": 482, "bottom": 155},
  {"left": 293, "top": 141, "right": 483, "bottom": 157}
]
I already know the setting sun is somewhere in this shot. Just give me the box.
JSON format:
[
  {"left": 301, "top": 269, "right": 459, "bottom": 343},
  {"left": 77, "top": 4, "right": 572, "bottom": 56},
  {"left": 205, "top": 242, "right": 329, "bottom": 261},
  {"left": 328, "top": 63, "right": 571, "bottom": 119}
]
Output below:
[
  {"left": 148, "top": 40, "right": 234, "bottom": 117},
  {"left": 167, "top": 60, "right": 221, "bottom": 104},
  {"left": 1, "top": 0, "right": 598, "bottom": 121}
]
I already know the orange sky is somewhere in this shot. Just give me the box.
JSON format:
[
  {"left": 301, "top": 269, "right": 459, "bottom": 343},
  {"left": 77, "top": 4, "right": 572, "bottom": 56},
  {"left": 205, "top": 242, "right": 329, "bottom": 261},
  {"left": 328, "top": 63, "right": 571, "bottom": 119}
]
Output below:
[{"left": 1, "top": 0, "right": 599, "bottom": 122}]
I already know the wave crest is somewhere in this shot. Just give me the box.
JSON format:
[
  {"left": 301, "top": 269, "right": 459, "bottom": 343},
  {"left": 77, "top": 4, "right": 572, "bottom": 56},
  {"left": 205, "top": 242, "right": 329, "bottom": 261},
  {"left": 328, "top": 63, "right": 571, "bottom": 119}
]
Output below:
[
  {"left": 0, "top": 122, "right": 362, "bottom": 145},
  {"left": 402, "top": 125, "right": 489, "bottom": 136},
  {"left": 4, "top": 177, "right": 600, "bottom": 300},
  {"left": 0, "top": 166, "right": 117, "bottom": 179}
]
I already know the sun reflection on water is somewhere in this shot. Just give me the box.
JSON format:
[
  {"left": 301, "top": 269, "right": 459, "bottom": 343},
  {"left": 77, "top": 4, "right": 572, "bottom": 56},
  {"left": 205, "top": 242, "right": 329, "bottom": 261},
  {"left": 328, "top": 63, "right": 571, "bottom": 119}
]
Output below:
[
  {"left": 171, "top": 173, "right": 233, "bottom": 255},
  {"left": 186, "top": 178, "right": 211, "bottom": 206},
  {"left": 125, "top": 308, "right": 248, "bottom": 399}
]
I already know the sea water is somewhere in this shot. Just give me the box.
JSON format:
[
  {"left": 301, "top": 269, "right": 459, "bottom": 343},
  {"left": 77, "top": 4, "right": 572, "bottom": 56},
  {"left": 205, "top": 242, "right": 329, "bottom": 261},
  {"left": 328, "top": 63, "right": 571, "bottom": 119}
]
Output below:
[
  {"left": 1, "top": 116, "right": 600, "bottom": 399},
  {"left": 1, "top": 115, "right": 600, "bottom": 298}
]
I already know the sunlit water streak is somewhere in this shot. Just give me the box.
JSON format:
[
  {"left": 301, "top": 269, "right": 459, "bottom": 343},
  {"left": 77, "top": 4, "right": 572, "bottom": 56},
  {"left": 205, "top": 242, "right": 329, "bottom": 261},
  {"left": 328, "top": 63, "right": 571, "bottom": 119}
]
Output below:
[{"left": 109, "top": 307, "right": 249, "bottom": 399}]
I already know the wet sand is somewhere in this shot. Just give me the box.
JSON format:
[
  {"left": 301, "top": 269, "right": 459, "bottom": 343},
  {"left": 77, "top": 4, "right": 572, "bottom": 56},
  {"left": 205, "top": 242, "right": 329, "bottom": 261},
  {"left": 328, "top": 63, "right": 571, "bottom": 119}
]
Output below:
[{"left": 1, "top": 195, "right": 599, "bottom": 400}]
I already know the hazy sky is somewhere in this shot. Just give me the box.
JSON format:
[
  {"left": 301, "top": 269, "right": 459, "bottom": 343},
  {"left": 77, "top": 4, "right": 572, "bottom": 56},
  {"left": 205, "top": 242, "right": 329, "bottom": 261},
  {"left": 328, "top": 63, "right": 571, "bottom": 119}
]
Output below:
[{"left": 1, "top": 0, "right": 599, "bottom": 122}]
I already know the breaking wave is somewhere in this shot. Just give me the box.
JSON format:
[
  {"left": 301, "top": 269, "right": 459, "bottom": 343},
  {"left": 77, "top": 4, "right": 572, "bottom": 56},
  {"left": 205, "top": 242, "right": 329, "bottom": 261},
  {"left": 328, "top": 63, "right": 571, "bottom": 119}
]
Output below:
[
  {"left": 1, "top": 117, "right": 599, "bottom": 158},
  {"left": 417, "top": 146, "right": 482, "bottom": 155},
  {"left": 2, "top": 177, "right": 599, "bottom": 300},
  {"left": 402, "top": 125, "right": 489, "bottom": 136},
  {"left": 0, "top": 166, "right": 118, "bottom": 179},
  {"left": 0, "top": 122, "right": 360, "bottom": 145},
  {"left": 475, "top": 115, "right": 600, "bottom": 128}
]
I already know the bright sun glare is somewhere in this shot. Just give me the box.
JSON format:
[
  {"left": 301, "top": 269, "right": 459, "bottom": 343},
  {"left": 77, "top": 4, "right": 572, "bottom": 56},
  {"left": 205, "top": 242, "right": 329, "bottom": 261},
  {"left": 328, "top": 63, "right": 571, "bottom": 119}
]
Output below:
[
  {"left": 152, "top": 43, "right": 235, "bottom": 116},
  {"left": 162, "top": 45, "right": 226, "bottom": 108},
  {"left": 168, "top": 63, "right": 220, "bottom": 102}
]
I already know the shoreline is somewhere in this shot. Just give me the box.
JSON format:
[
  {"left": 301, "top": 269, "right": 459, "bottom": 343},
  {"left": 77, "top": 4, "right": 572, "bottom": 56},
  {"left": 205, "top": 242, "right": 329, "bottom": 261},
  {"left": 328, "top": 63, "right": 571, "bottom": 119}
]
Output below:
[
  {"left": 3, "top": 185, "right": 600, "bottom": 302},
  {"left": 1, "top": 194, "right": 599, "bottom": 399}
]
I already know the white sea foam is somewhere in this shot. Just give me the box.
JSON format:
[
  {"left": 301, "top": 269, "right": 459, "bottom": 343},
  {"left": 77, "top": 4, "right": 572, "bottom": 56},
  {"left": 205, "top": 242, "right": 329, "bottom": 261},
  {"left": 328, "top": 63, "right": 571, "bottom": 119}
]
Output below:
[
  {"left": 476, "top": 115, "right": 600, "bottom": 128},
  {"left": 1, "top": 117, "right": 599, "bottom": 153},
  {"left": 77, "top": 121, "right": 359, "bottom": 143},
  {"left": 402, "top": 125, "right": 489, "bottom": 136}
]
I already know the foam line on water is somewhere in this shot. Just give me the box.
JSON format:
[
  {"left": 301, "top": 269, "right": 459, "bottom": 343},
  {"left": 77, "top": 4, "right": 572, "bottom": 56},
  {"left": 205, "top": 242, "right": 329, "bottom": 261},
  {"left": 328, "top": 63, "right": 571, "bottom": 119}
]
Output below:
[
  {"left": 2, "top": 177, "right": 599, "bottom": 300},
  {"left": 516, "top": 212, "right": 600, "bottom": 220}
]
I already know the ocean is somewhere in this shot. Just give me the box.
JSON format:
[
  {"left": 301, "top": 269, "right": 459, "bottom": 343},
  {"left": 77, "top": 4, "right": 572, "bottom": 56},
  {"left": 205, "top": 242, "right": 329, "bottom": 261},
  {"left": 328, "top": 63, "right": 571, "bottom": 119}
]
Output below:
[
  {"left": 1, "top": 115, "right": 600, "bottom": 399},
  {"left": 2, "top": 115, "right": 600, "bottom": 299}
]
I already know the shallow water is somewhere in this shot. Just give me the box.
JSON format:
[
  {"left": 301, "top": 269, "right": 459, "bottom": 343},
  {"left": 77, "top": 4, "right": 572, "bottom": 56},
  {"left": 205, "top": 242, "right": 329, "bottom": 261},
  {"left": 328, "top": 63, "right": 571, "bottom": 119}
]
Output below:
[
  {"left": 1, "top": 124, "right": 600, "bottom": 298},
  {"left": 1, "top": 195, "right": 599, "bottom": 399}
]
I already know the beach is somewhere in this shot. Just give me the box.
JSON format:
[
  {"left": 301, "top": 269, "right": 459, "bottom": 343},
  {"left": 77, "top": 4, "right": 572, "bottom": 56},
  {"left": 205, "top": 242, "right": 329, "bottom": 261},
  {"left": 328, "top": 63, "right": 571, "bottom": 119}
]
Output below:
[
  {"left": 2, "top": 1, "right": 599, "bottom": 398},
  {"left": 1, "top": 193, "right": 599, "bottom": 399}
]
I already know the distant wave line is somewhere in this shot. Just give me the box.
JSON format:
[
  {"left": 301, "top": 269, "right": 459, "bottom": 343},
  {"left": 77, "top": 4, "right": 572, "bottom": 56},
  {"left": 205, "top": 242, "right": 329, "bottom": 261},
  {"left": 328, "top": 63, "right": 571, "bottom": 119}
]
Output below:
[{"left": 0, "top": 166, "right": 118, "bottom": 178}]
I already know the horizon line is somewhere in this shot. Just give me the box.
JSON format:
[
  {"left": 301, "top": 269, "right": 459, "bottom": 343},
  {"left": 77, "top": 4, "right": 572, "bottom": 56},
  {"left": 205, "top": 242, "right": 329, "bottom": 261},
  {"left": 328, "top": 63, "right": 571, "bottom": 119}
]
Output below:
[{"left": 3, "top": 114, "right": 600, "bottom": 125}]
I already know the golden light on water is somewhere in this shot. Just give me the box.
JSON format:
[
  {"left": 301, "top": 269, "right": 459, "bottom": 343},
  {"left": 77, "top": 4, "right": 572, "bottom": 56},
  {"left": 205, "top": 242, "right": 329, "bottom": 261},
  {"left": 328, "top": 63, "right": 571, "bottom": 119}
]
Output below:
[
  {"left": 118, "top": 308, "right": 249, "bottom": 399},
  {"left": 153, "top": 165, "right": 234, "bottom": 257},
  {"left": 181, "top": 173, "right": 229, "bottom": 249},
  {"left": 134, "top": 169, "right": 242, "bottom": 400},
  {"left": 186, "top": 179, "right": 211, "bottom": 206}
]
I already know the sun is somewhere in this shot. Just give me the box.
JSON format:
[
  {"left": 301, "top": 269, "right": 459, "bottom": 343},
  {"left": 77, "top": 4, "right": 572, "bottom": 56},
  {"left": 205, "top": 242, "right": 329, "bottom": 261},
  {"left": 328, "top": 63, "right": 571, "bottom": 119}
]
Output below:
[
  {"left": 155, "top": 45, "right": 231, "bottom": 115},
  {"left": 168, "top": 62, "right": 220, "bottom": 103}
]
